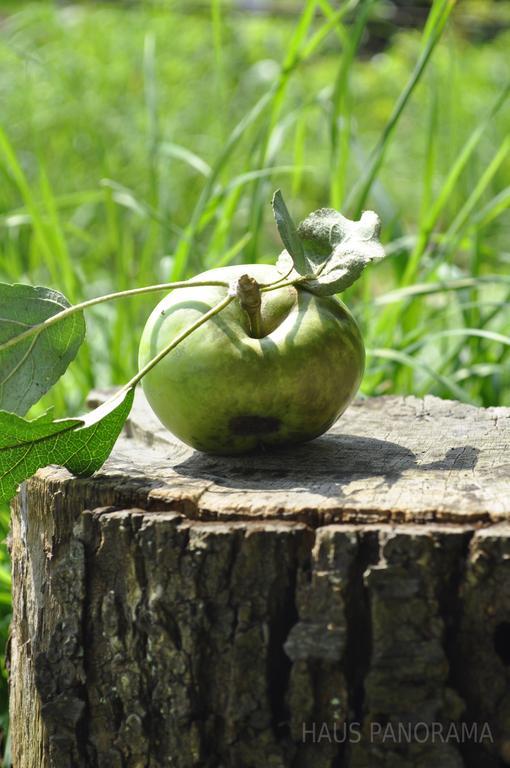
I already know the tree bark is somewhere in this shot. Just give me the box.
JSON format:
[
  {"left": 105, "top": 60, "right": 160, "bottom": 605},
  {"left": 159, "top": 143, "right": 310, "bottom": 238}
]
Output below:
[{"left": 9, "top": 392, "right": 510, "bottom": 767}]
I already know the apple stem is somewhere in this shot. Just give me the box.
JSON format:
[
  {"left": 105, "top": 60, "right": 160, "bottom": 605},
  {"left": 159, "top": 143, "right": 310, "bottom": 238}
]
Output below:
[
  {"left": 233, "top": 275, "right": 263, "bottom": 338},
  {"left": 260, "top": 274, "right": 310, "bottom": 292}
]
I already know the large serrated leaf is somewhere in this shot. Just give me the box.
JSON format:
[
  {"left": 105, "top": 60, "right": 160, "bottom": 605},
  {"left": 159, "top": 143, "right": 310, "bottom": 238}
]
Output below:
[
  {"left": 0, "top": 387, "right": 134, "bottom": 504},
  {"left": 276, "top": 206, "right": 385, "bottom": 295},
  {"left": 0, "top": 284, "right": 86, "bottom": 415},
  {"left": 64, "top": 388, "right": 134, "bottom": 476}
]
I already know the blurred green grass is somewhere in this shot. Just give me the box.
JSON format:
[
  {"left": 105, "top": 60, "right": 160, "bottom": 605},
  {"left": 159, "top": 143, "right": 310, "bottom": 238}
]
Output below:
[
  {"left": 1, "top": 1, "right": 509, "bottom": 414},
  {"left": 0, "top": 0, "right": 509, "bottom": 750}
]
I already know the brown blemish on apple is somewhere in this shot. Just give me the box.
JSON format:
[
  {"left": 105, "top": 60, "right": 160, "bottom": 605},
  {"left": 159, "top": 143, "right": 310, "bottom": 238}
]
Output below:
[{"left": 229, "top": 415, "right": 281, "bottom": 435}]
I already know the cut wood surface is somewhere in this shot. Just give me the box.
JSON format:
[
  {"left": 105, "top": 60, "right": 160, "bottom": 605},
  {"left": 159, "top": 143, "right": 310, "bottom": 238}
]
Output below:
[
  {"left": 62, "top": 389, "right": 510, "bottom": 525},
  {"left": 9, "top": 392, "right": 510, "bottom": 768}
]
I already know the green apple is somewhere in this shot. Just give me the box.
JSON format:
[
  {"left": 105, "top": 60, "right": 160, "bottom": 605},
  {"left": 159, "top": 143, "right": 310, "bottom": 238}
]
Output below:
[{"left": 138, "top": 262, "right": 364, "bottom": 455}]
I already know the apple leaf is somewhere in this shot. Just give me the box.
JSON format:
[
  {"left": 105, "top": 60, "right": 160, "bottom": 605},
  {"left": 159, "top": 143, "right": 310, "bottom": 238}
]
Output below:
[
  {"left": 271, "top": 190, "right": 309, "bottom": 276},
  {"left": 276, "top": 206, "right": 385, "bottom": 295},
  {"left": 0, "top": 387, "right": 134, "bottom": 504},
  {"left": 0, "top": 284, "right": 86, "bottom": 416}
]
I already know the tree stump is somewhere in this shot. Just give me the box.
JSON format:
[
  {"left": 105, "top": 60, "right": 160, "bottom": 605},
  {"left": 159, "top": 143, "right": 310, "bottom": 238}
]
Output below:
[{"left": 9, "top": 391, "right": 510, "bottom": 768}]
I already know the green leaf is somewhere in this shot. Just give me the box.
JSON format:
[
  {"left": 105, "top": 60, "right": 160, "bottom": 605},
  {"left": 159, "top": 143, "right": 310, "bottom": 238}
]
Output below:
[
  {"left": 276, "top": 207, "right": 385, "bottom": 295},
  {"left": 0, "top": 284, "right": 86, "bottom": 415},
  {"left": 271, "top": 189, "right": 309, "bottom": 275},
  {"left": 0, "top": 387, "right": 134, "bottom": 504},
  {"left": 64, "top": 388, "right": 134, "bottom": 476}
]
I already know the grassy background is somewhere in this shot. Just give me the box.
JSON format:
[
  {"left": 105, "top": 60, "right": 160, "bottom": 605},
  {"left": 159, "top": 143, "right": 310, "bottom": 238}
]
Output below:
[{"left": 0, "top": 0, "right": 509, "bottom": 757}]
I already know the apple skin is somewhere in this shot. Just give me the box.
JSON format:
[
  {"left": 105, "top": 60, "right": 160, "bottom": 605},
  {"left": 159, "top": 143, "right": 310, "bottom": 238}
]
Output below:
[{"left": 138, "top": 263, "right": 364, "bottom": 455}]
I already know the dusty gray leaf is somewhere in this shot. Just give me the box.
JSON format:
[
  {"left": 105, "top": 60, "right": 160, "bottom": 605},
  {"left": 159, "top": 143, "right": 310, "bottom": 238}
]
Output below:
[{"left": 276, "top": 208, "right": 385, "bottom": 295}]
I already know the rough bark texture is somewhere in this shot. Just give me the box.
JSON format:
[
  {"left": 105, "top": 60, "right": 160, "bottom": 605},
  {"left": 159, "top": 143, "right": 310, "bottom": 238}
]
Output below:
[{"left": 9, "top": 392, "right": 510, "bottom": 768}]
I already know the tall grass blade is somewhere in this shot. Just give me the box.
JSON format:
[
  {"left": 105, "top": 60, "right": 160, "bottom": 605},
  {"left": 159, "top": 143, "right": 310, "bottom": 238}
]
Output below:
[
  {"left": 346, "top": 0, "right": 457, "bottom": 216},
  {"left": 330, "top": 0, "right": 374, "bottom": 208},
  {"left": 374, "top": 275, "right": 510, "bottom": 305},
  {"left": 169, "top": 87, "right": 275, "bottom": 279},
  {"left": 443, "top": 136, "right": 510, "bottom": 243},
  {"left": 367, "top": 347, "right": 471, "bottom": 402}
]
